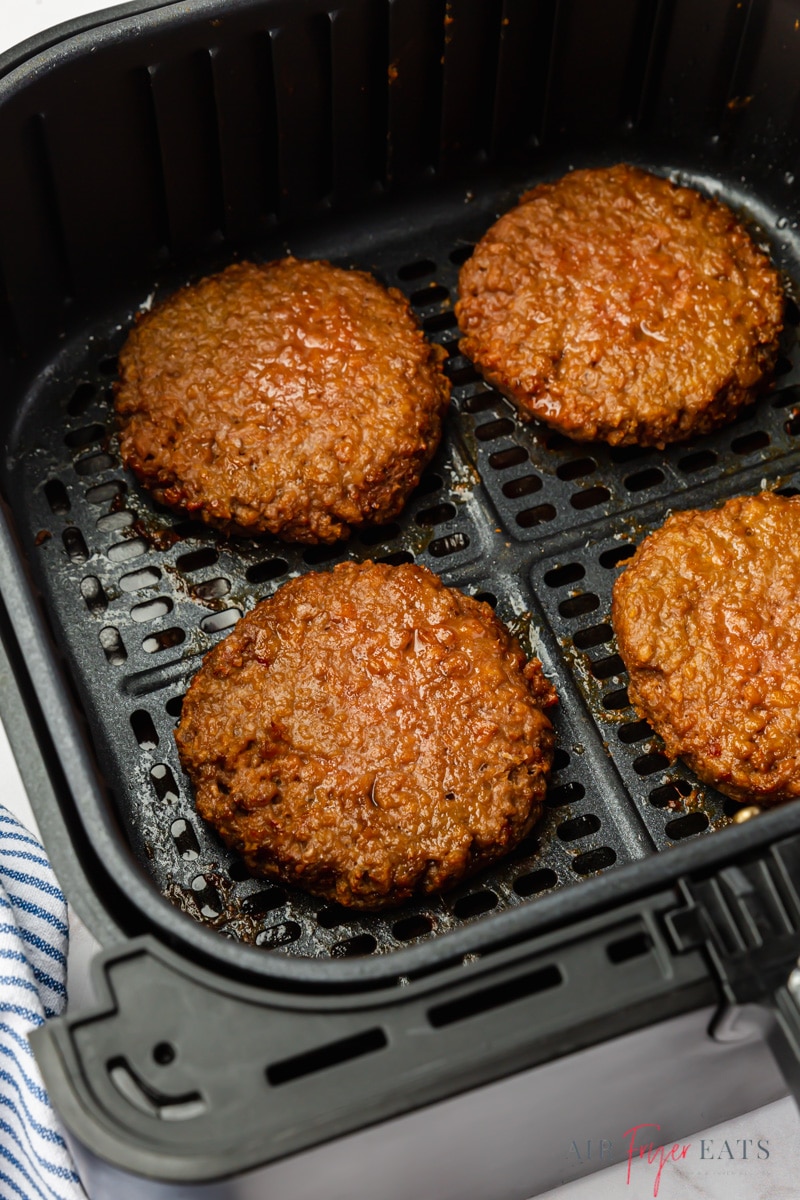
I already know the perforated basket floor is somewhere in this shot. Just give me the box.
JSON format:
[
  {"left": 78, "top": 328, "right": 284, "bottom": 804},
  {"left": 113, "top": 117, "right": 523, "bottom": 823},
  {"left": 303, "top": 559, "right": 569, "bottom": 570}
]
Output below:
[{"left": 9, "top": 156, "right": 800, "bottom": 959}]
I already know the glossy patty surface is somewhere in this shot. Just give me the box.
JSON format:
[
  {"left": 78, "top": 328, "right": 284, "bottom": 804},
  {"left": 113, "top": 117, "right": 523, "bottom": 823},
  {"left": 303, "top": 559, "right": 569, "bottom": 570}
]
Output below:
[
  {"left": 456, "top": 164, "right": 783, "bottom": 447},
  {"left": 613, "top": 491, "right": 800, "bottom": 805},
  {"left": 115, "top": 259, "right": 450, "bottom": 543},
  {"left": 175, "top": 561, "right": 557, "bottom": 909}
]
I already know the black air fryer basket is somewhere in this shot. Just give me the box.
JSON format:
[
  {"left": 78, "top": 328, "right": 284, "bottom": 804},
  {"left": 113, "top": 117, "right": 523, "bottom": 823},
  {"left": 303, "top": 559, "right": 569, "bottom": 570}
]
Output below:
[{"left": 3, "top": 1, "right": 800, "bottom": 1196}]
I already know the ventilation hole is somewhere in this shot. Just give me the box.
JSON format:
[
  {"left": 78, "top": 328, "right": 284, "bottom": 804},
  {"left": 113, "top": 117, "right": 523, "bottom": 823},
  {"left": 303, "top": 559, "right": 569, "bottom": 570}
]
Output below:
[
  {"left": 109, "top": 537, "right": 148, "bottom": 563},
  {"left": 150, "top": 762, "right": 180, "bottom": 803},
  {"left": 62, "top": 527, "right": 89, "bottom": 562},
  {"left": 572, "top": 846, "right": 617, "bottom": 875},
  {"left": 512, "top": 831, "right": 540, "bottom": 857},
  {"left": 775, "top": 355, "right": 793, "bottom": 376},
  {"left": 152, "top": 1043, "right": 175, "bottom": 1066},
  {"left": 607, "top": 931, "right": 652, "bottom": 964},
  {"left": 633, "top": 751, "right": 670, "bottom": 776},
  {"left": 120, "top": 566, "right": 161, "bottom": 592},
  {"left": 447, "top": 362, "right": 481, "bottom": 386},
  {"left": 228, "top": 859, "right": 249, "bottom": 882},
  {"left": 590, "top": 653, "right": 625, "bottom": 680},
  {"left": 557, "top": 814, "right": 601, "bottom": 842},
  {"left": 422, "top": 310, "right": 459, "bottom": 333},
  {"left": 397, "top": 258, "right": 435, "bottom": 280},
  {"left": 786, "top": 298, "right": 800, "bottom": 325},
  {"left": 619, "top": 719, "right": 653, "bottom": 744},
  {"left": 545, "top": 781, "right": 585, "bottom": 808},
  {"left": 409, "top": 283, "right": 450, "bottom": 307},
  {"left": 100, "top": 626, "right": 127, "bottom": 666},
  {"left": 557, "top": 457, "right": 595, "bottom": 481},
  {"left": 649, "top": 783, "right": 686, "bottom": 808},
  {"left": 416, "top": 502, "right": 455, "bottom": 526},
  {"left": 165, "top": 693, "right": 184, "bottom": 719},
  {"left": 624, "top": 467, "right": 664, "bottom": 492},
  {"left": 429, "top": 963, "right": 562, "bottom": 1027},
  {"left": 731, "top": 430, "right": 770, "bottom": 454},
  {"left": 245, "top": 558, "right": 288, "bottom": 585},
  {"left": 775, "top": 485, "right": 800, "bottom": 497},
  {"left": 67, "top": 381, "right": 97, "bottom": 415},
  {"left": 599, "top": 544, "right": 635, "bottom": 568},
  {"left": 571, "top": 486, "right": 610, "bottom": 511},
  {"left": 473, "top": 591, "right": 497, "bottom": 607},
  {"left": 417, "top": 472, "right": 443, "bottom": 496},
  {"left": 176, "top": 547, "right": 218, "bottom": 573},
  {"left": 65, "top": 423, "right": 105, "bottom": 449},
  {"left": 516, "top": 503, "right": 556, "bottom": 527},
  {"left": 267, "top": 1028, "right": 387, "bottom": 1086},
  {"left": 200, "top": 608, "right": 242, "bottom": 634},
  {"left": 678, "top": 449, "right": 717, "bottom": 474},
  {"left": 786, "top": 415, "right": 800, "bottom": 436},
  {"left": 359, "top": 523, "right": 401, "bottom": 546},
  {"left": 514, "top": 868, "right": 558, "bottom": 897},
  {"left": 392, "top": 915, "right": 434, "bottom": 941},
  {"left": 463, "top": 390, "right": 496, "bottom": 414},
  {"left": 96, "top": 510, "right": 134, "bottom": 534},
  {"left": 256, "top": 921, "right": 303, "bottom": 949},
  {"left": 192, "top": 577, "right": 231, "bottom": 602},
  {"left": 303, "top": 544, "right": 342, "bottom": 566},
  {"left": 452, "top": 891, "right": 498, "bottom": 919},
  {"left": 80, "top": 575, "right": 107, "bottom": 615},
  {"left": 170, "top": 817, "right": 200, "bottom": 860},
  {"left": 559, "top": 593, "right": 599, "bottom": 619},
  {"left": 331, "top": 934, "right": 378, "bottom": 958},
  {"left": 316, "top": 905, "right": 351, "bottom": 930},
  {"left": 665, "top": 811, "right": 710, "bottom": 840},
  {"left": 476, "top": 417, "right": 515, "bottom": 441},
  {"left": 428, "top": 532, "right": 469, "bottom": 557},
  {"left": 143, "top": 627, "right": 185, "bottom": 654},
  {"left": 130, "top": 709, "right": 159, "bottom": 750},
  {"left": 190, "top": 875, "right": 222, "bottom": 918},
  {"left": 241, "top": 888, "right": 287, "bottom": 916},
  {"left": 379, "top": 550, "right": 414, "bottom": 566},
  {"left": 44, "top": 479, "right": 70, "bottom": 514},
  {"left": 573, "top": 623, "right": 613, "bottom": 649},
  {"left": 85, "top": 479, "right": 126, "bottom": 504},
  {"left": 97, "top": 354, "right": 119, "bottom": 375},
  {"left": 544, "top": 563, "right": 585, "bottom": 588},
  {"left": 772, "top": 386, "right": 800, "bottom": 408},
  {"left": 75, "top": 451, "right": 116, "bottom": 476},
  {"left": 609, "top": 444, "right": 649, "bottom": 464},
  {"left": 489, "top": 446, "right": 527, "bottom": 469},
  {"left": 449, "top": 243, "right": 474, "bottom": 265},
  {"left": 131, "top": 597, "right": 173, "bottom": 623},
  {"left": 502, "top": 474, "right": 542, "bottom": 499},
  {"left": 552, "top": 748, "right": 570, "bottom": 772}
]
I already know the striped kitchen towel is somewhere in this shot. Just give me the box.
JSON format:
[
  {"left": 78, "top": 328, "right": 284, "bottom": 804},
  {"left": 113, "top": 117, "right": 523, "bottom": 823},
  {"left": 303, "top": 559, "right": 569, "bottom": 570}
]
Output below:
[{"left": 0, "top": 805, "right": 85, "bottom": 1200}]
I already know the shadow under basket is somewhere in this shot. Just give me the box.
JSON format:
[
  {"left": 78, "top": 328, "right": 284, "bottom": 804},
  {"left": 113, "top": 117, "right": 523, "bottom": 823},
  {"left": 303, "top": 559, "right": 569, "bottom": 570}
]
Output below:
[{"left": 2, "top": 1, "right": 800, "bottom": 1197}]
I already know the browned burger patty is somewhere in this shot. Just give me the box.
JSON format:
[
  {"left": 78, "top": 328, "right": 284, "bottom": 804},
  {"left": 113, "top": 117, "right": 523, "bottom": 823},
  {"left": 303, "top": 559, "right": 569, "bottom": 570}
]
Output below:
[
  {"left": 456, "top": 164, "right": 784, "bottom": 447},
  {"left": 115, "top": 259, "right": 450, "bottom": 543},
  {"left": 613, "top": 491, "right": 800, "bottom": 805},
  {"left": 175, "top": 560, "right": 557, "bottom": 909}
]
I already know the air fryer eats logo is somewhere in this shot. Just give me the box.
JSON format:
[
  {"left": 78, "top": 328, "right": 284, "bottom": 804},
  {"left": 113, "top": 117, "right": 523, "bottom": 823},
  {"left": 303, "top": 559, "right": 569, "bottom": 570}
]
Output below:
[{"left": 569, "top": 1123, "right": 770, "bottom": 1197}]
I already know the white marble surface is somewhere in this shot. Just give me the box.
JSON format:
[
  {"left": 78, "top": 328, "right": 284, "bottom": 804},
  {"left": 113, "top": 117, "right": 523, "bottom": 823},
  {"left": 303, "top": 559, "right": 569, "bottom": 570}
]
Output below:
[{"left": 2, "top": 2, "right": 800, "bottom": 1196}]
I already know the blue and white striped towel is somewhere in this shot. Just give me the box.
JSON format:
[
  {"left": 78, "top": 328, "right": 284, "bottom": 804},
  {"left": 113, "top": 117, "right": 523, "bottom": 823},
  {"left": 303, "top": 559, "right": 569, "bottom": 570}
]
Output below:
[{"left": 0, "top": 805, "right": 85, "bottom": 1200}]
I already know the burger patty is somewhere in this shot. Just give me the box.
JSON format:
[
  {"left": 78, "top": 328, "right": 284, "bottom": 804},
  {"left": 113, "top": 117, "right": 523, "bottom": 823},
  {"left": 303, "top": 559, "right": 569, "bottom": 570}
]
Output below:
[
  {"left": 175, "top": 561, "right": 557, "bottom": 909},
  {"left": 456, "top": 164, "right": 784, "bottom": 447},
  {"left": 115, "top": 258, "right": 450, "bottom": 543},
  {"left": 613, "top": 491, "right": 800, "bottom": 805}
]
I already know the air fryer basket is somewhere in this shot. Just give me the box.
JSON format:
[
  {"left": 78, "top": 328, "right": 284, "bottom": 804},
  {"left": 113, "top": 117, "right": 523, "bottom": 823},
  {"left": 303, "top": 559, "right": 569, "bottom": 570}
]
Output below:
[{"left": 4, "top": 0, "right": 800, "bottom": 1193}]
